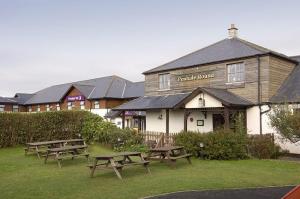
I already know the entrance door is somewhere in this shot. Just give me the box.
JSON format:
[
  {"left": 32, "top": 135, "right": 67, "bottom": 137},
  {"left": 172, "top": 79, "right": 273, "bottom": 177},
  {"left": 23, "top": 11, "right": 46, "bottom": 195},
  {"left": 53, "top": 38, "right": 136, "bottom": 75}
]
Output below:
[{"left": 213, "top": 114, "right": 225, "bottom": 131}]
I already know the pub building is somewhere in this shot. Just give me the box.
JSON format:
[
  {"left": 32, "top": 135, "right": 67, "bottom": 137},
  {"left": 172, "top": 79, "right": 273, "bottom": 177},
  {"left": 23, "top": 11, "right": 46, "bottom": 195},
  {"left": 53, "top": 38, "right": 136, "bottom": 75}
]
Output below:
[
  {"left": 0, "top": 75, "right": 145, "bottom": 130},
  {"left": 114, "top": 24, "right": 300, "bottom": 153}
]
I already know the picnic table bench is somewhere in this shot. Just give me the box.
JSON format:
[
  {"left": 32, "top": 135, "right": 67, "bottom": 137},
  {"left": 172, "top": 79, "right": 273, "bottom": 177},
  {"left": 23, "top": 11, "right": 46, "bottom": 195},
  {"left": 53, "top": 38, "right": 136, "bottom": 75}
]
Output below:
[
  {"left": 88, "top": 152, "right": 150, "bottom": 179},
  {"left": 25, "top": 139, "right": 85, "bottom": 158},
  {"left": 147, "top": 146, "right": 192, "bottom": 167},
  {"left": 44, "top": 145, "right": 89, "bottom": 168}
]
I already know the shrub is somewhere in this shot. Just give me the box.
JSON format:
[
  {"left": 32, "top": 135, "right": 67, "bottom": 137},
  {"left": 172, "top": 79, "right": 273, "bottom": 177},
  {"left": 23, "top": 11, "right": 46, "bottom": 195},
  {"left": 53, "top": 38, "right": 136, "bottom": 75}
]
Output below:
[
  {"left": 247, "top": 134, "right": 281, "bottom": 159},
  {"left": 174, "top": 130, "right": 248, "bottom": 160},
  {"left": 0, "top": 111, "right": 93, "bottom": 148},
  {"left": 174, "top": 130, "right": 281, "bottom": 160},
  {"left": 81, "top": 116, "right": 146, "bottom": 151}
]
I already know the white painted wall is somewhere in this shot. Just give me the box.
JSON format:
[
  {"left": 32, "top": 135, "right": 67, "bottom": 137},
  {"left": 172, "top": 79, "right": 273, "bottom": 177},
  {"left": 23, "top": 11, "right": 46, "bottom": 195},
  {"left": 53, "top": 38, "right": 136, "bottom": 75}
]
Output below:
[
  {"left": 146, "top": 109, "right": 213, "bottom": 133},
  {"left": 185, "top": 93, "right": 223, "bottom": 108},
  {"left": 187, "top": 111, "right": 213, "bottom": 132},
  {"left": 246, "top": 106, "right": 260, "bottom": 134},
  {"left": 169, "top": 110, "right": 184, "bottom": 133},
  {"left": 146, "top": 110, "right": 166, "bottom": 132}
]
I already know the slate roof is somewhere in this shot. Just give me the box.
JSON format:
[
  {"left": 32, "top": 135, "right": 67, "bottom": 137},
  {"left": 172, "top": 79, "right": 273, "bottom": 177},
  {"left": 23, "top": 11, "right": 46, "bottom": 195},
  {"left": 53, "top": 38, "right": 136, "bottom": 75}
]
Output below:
[
  {"left": 105, "top": 110, "right": 146, "bottom": 118},
  {"left": 144, "top": 38, "right": 295, "bottom": 74},
  {"left": 270, "top": 56, "right": 300, "bottom": 103},
  {"left": 114, "top": 87, "right": 253, "bottom": 111},
  {"left": 114, "top": 93, "right": 191, "bottom": 110},
  {"left": 14, "top": 93, "right": 35, "bottom": 105},
  {"left": 199, "top": 87, "right": 253, "bottom": 106},
  {"left": 24, "top": 76, "right": 144, "bottom": 105},
  {"left": 0, "top": 96, "right": 18, "bottom": 104}
]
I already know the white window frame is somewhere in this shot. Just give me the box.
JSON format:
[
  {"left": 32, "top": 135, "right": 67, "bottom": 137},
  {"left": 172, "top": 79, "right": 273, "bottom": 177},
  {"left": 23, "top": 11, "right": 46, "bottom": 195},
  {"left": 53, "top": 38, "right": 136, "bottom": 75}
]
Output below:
[
  {"left": 37, "top": 105, "right": 41, "bottom": 112},
  {"left": 94, "top": 101, "right": 100, "bottom": 109},
  {"left": 13, "top": 105, "right": 19, "bottom": 112},
  {"left": 80, "top": 101, "right": 85, "bottom": 110},
  {"left": 28, "top": 106, "right": 32, "bottom": 112},
  {"left": 46, "top": 104, "right": 50, "bottom": 112},
  {"left": 0, "top": 105, "right": 4, "bottom": 112},
  {"left": 159, "top": 73, "right": 171, "bottom": 90},
  {"left": 67, "top": 102, "right": 73, "bottom": 110},
  {"left": 56, "top": 103, "right": 60, "bottom": 111},
  {"left": 227, "top": 62, "right": 245, "bottom": 83}
]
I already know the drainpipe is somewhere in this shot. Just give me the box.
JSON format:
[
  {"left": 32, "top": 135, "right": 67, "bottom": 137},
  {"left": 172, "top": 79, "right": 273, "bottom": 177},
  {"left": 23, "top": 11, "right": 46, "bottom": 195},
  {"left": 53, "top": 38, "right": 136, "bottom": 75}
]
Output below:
[{"left": 257, "top": 56, "right": 262, "bottom": 135}]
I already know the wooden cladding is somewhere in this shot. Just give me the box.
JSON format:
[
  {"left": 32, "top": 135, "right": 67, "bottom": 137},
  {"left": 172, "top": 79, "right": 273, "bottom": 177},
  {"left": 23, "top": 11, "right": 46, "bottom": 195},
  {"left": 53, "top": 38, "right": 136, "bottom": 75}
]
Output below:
[{"left": 145, "top": 55, "right": 296, "bottom": 103}]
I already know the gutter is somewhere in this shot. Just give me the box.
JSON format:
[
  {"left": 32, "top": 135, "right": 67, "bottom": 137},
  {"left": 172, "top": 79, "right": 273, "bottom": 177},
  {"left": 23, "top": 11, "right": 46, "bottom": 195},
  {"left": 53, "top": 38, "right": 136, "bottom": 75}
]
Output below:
[{"left": 257, "top": 55, "right": 263, "bottom": 135}]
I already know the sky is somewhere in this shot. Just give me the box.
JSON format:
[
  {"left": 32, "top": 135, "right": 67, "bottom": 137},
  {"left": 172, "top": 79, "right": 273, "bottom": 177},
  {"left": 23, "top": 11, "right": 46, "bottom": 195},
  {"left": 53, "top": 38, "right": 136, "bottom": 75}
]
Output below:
[{"left": 1, "top": 0, "right": 300, "bottom": 96}]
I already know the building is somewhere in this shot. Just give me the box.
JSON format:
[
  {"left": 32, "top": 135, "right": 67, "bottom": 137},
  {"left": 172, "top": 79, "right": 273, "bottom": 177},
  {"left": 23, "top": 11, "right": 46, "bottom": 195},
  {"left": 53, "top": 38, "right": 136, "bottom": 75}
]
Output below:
[
  {"left": 114, "top": 25, "right": 300, "bottom": 153},
  {"left": 0, "top": 75, "right": 144, "bottom": 128}
]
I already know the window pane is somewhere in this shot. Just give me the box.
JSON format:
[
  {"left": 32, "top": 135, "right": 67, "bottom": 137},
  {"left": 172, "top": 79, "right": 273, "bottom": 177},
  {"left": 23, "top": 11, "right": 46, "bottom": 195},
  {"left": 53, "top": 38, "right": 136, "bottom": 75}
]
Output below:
[
  {"left": 227, "top": 63, "right": 245, "bottom": 83},
  {"left": 159, "top": 74, "right": 170, "bottom": 90}
]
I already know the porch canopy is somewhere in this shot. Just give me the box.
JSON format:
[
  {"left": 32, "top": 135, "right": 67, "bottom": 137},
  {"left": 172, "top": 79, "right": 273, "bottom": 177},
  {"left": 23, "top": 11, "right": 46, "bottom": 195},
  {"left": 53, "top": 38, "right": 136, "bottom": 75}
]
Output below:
[{"left": 113, "top": 87, "right": 253, "bottom": 132}]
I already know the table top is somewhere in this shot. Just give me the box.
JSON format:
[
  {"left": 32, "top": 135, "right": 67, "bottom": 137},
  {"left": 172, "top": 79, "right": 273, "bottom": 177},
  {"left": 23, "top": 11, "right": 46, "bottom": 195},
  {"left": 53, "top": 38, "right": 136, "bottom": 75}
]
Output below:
[
  {"left": 47, "top": 145, "right": 87, "bottom": 152},
  {"left": 149, "top": 146, "right": 183, "bottom": 152},
  {"left": 27, "top": 139, "right": 84, "bottom": 146},
  {"left": 93, "top": 152, "right": 141, "bottom": 159}
]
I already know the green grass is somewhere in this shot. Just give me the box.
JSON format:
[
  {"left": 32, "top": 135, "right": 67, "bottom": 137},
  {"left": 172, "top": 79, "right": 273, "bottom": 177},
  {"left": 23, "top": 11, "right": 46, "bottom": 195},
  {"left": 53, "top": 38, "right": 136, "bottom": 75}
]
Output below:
[{"left": 1, "top": 145, "right": 300, "bottom": 199}]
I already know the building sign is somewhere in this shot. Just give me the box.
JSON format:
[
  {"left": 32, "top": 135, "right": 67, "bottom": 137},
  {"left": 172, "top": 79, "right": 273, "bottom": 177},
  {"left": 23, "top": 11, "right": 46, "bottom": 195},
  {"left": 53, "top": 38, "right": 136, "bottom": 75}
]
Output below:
[
  {"left": 177, "top": 72, "right": 215, "bottom": 82},
  {"left": 67, "top": 95, "right": 85, "bottom": 101}
]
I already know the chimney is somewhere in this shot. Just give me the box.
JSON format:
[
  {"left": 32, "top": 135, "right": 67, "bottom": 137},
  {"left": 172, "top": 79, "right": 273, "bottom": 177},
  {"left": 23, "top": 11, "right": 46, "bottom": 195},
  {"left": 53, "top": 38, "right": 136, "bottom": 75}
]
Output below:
[{"left": 228, "top": 24, "right": 238, "bottom": 39}]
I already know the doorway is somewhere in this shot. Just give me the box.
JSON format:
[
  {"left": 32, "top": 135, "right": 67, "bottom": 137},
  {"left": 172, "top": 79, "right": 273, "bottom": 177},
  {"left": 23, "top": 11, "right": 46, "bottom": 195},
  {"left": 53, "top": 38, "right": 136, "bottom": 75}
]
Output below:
[{"left": 213, "top": 114, "right": 225, "bottom": 131}]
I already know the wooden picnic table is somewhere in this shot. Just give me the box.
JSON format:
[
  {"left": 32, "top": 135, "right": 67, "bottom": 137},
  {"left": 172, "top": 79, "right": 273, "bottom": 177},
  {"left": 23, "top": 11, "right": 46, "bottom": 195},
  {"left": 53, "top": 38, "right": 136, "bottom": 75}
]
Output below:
[
  {"left": 44, "top": 145, "right": 89, "bottom": 168},
  {"left": 88, "top": 152, "right": 150, "bottom": 179},
  {"left": 147, "top": 146, "right": 192, "bottom": 167},
  {"left": 25, "top": 139, "right": 85, "bottom": 158}
]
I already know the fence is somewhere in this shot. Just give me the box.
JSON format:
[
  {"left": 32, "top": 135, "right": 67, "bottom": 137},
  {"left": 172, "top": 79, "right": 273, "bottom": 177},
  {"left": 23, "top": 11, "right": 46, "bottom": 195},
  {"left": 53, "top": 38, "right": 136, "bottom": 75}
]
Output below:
[{"left": 141, "top": 131, "right": 178, "bottom": 148}]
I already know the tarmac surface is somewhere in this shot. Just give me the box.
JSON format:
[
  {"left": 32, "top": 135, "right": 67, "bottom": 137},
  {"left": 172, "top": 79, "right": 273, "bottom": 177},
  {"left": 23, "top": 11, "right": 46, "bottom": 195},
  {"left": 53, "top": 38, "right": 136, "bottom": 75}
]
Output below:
[{"left": 146, "top": 186, "right": 294, "bottom": 199}]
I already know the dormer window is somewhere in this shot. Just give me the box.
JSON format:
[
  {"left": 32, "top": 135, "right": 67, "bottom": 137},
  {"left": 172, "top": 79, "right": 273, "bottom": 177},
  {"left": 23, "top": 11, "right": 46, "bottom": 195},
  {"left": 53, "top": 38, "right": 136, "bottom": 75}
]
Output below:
[
  {"left": 159, "top": 73, "right": 170, "bottom": 90},
  {"left": 227, "top": 63, "right": 245, "bottom": 83}
]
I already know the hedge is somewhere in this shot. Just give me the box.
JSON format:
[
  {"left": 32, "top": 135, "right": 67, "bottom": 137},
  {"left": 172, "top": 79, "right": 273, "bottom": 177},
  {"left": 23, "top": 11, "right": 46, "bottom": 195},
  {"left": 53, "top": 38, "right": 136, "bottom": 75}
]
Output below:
[
  {"left": 0, "top": 111, "right": 94, "bottom": 148},
  {"left": 174, "top": 131, "right": 281, "bottom": 160}
]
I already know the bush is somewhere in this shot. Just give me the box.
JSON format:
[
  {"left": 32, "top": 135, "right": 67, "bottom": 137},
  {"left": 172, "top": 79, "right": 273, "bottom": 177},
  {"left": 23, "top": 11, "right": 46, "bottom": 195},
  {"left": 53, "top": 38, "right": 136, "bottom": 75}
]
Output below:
[
  {"left": 81, "top": 116, "right": 146, "bottom": 151},
  {"left": 174, "top": 130, "right": 281, "bottom": 160},
  {"left": 0, "top": 111, "right": 93, "bottom": 148},
  {"left": 174, "top": 130, "right": 248, "bottom": 160},
  {"left": 0, "top": 110, "right": 146, "bottom": 151},
  {"left": 247, "top": 134, "right": 281, "bottom": 159}
]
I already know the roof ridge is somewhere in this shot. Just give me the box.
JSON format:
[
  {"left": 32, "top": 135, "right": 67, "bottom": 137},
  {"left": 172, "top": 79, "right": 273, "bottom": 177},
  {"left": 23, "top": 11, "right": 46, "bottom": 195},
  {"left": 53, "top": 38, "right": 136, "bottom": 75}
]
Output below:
[{"left": 143, "top": 38, "right": 228, "bottom": 74}]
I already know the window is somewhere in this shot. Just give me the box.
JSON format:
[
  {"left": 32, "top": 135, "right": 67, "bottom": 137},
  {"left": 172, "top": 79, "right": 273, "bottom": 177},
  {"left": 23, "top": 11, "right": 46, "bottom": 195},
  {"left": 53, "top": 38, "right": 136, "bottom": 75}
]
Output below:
[
  {"left": 13, "top": 105, "right": 19, "bottom": 112},
  {"left": 28, "top": 106, "right": 32, "bottom": 112},
  {"left": 67, "top": 102, "right": 73, "bottom": 110},
  {"left": 80, "top": 101, "right": 85, "bottom": 110},
  {"left": 227, "top": 63, "right": 245, "bottom": 83},
  {"left": 159, "top": 73, "right": 170, "bottom": 90},
  {"left": 37, "top": 105, "right": 41, "bottom": 112},
  {"left": 46, "top": 104, "right": 50, "bottom": 111},
  {"left": 0, "top": 105, "right": 4, "bottom": 112},
  {"left": 94, "top": 101, "right": 99, "bottom": 109},
  {"left": 56, "top": 103, "right": 60, "bottom": 111}
]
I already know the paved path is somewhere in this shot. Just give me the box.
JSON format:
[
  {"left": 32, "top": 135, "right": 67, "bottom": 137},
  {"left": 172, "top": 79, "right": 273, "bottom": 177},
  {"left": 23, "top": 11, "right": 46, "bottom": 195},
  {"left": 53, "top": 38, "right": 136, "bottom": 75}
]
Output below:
[{"left": 146, "top": 186, "right": 294, "bottom": 199}]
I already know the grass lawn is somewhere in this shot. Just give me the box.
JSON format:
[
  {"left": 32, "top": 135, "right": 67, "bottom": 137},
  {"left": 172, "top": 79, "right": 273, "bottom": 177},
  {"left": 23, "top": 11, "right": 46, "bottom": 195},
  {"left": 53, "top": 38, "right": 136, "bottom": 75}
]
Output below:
[{"left": 0, "top": 145, "right": 300, "bottom": 199}]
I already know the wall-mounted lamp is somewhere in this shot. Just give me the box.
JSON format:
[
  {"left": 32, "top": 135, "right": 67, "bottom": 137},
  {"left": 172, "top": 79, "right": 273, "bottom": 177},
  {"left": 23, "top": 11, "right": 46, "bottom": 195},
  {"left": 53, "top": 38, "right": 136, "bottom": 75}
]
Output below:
[
  {"left": 199, "top": 97, "right": 205, "bottom": 107},
  {"left": 158, "top": 114, "right": 163, "bottom": 120}
]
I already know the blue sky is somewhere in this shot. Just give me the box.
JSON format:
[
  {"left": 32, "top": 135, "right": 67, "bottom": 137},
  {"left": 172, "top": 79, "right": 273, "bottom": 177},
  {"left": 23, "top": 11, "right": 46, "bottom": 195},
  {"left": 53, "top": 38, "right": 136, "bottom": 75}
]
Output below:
[{"left": 1, "top": 0, "right": 300, "bottom": 96}]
